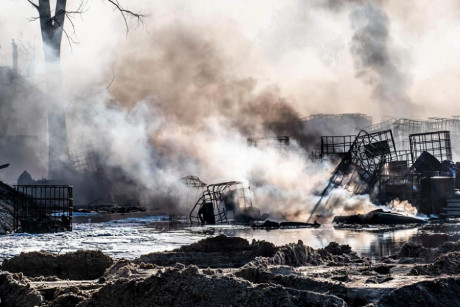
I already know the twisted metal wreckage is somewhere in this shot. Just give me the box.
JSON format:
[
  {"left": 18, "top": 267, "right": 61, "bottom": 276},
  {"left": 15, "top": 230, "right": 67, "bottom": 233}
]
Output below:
[
  {"left": 189, "top": 181, "right": 256, "bottom": 225},
  {"left": 309, "top": 125, "right": 459, "bottom": 221}
]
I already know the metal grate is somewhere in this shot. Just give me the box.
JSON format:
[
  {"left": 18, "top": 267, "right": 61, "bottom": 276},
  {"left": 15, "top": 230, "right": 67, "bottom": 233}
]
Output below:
[
  {"left": 247, "top": 136, "right": 290, "bottom": 152},
  {"left": 409, "top": 131, "right": 452, "bottom": 163},
  {"left": 13, "top": 185, "right": 73, "bottom": 233},
  {"left": 69, "top": 150, "right": 103, "bottom": 175},
  {"left": 320, "top": 135, "right": 355, "bottom": 158},
  {"left": 307, "top": 129, "right": 396, "bottom": 222},
  {"left": 189, "top": 181, "right": 253, "bottom": 225}
]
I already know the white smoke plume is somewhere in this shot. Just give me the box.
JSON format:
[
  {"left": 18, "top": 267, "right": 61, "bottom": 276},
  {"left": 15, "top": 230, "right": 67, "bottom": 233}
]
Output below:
[{"left": 2, "top": 0, "right": 460, "bottom": 220}]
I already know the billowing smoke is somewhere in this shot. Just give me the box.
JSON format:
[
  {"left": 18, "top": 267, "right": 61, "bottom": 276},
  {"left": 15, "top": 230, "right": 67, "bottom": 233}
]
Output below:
[
  {"left": 108, "top": 25, "right": 302, "bottom": 139},
  {"left": 66, "top": 25, "right": 337, "bottom": 218},
  {"left": 348, "top": 1, "right": 416, "bottom": 117},
  {"left": 5, "top": 0, "right": 460, "bottom": 221}
]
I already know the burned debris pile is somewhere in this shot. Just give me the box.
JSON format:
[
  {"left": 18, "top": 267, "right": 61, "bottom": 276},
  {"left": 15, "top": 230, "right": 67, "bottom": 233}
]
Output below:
[
  {"left": 306, "top": 114, "right": 460, "bottom": 220},
  {"left": 189, "top": 181, "right": 260, "bottom": 225},
  {"left": 332, "top": 209, "right": 426, "bottom": 225}
]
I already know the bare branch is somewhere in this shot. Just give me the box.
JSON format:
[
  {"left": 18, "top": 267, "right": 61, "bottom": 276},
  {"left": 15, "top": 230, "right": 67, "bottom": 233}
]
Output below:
[
  {"left": 53, "top": 18, "right": 78, "bottom": 51},
  {"left": 28, "top": 16, "right": 41, "bottom": 22},
  {"left": 106, "top": 0, "right": 145, "bottom": 35},
  {"left": 54, "top": 0, "right": 67, "bottom": 28},
  {"left": 26, "top": 0, "right": 39, "bottom": 11},
  {"left": 105, "top": 67, "right": 116, "bottom": 89}
]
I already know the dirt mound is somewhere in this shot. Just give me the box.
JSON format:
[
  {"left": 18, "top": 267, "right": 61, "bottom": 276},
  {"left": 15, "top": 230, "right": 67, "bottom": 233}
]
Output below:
[
  {"left": 0, "top": 272, "right": 43, "bottom": 307},
  {"left": 48, "top": 287, "right": 88, "bottom": 307},
  {"left": 272, "top": 240, "right": 313, "bottom": 266},
  {"left": 271, "top": 241, "right": 365, "bottom": 267},
  {"left": 134, "top": 250, "right": 254, "bottom": 268},
  {"left": 436, "top": 241, "right": 460, "bottom": 255},
  {"left": 104, "top": 259, "right": 144, "bottom": 280},
  {"left": 234, "top": 262, "right": 376, "bottom": 306},
  {"left": 393, "top": 241, "right": 460, "bottom": 264},
  {"left": 79, "top": 264, "right": 346, "bottom": 307},
  {"left": 378, "top": 277, "right": 460, "bottom": 306},
  {"left": 250, "top": 239, "right": 277, "bottom": 257},
  {"left": 173, "top": 234, "right": 251, "bottom": 253},
  {"left": 410, "top": 251, "right": 460, "bottom": 276},
  {"left": 323, "top": 242, "right": 352, "bottom": 255},
  {"left": 397, "top": 242, "right": 431, "bottom": 259},
  {"left": 134, "top": 236, "right": 277, "bottom": 268},
  {"left": 1, "top": 250, "right": 113, "bottom": 280}
]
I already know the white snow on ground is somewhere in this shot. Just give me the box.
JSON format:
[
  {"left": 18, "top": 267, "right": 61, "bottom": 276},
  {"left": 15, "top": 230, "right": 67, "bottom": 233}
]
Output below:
[
  {"left": 0, "top": 216, "right": 207, "bottom": 261},
  {"left": 1, "top": 216, "right": 457, "bottom": 262}
]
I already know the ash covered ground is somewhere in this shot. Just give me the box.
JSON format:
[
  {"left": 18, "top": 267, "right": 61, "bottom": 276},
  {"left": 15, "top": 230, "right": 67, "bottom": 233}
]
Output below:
[{"left": 1, "top": 234, "right": 460, "bottom": 307}]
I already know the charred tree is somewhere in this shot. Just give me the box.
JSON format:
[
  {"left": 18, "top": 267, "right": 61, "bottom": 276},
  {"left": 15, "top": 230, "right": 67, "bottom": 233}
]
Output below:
[
  {"left": 25, "top": 0, "right": 69, "bottom": 179},
  {"left": 26, "top": 0, "right": 144, "bottom": 179}
]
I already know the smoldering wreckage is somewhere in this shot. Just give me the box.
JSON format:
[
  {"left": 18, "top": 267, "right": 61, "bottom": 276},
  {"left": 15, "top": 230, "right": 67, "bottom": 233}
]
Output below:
[{"left": 1, "top": 59, "right": 460, "bottom": 305}]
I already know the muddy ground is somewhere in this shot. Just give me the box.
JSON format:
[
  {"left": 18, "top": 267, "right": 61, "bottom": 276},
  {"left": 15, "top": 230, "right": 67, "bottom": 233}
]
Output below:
[{"left": 0, "top": 235, "right": 459, "bottom": 307}]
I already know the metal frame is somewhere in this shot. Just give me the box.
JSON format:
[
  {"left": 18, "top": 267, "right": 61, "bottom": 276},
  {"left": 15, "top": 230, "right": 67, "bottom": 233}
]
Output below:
[
  {"left": 307, "top": 129, "right": 396, "bottom": 221},
  {"left": 364, "top": 118, "right": 395, "bottom": 132},
  {"left": 70, "top": 150, "right": 102, "bottom": 175},
  {"left": 300, "top": 113, "right": 371, "bottom": 123},
  {"left": 247, "top": 136, "right": 290, "bottom": 152},
  {"left": 409, "top": 131, "right": 452, "bottom": 163},
  {"left": 320, "top": 135, "right": 355, "bottom": 158},
  {"left": 349, "top": 129, "right": 397, "bottom": 181},
  {"left": 189, "top": 181, "right": 253, "bottom": 225},
  {"left": 309, "top": 149, "right": 322, "bottom": 161},
  {"left": 13, "top": 185, "right": 73, "bottom": 233},
  {"left": 376, "top": 173, "right": 421, "bottom": 206},
  {"left": 180, "top": 176, "right": 206, "bottom": 188},
  {"left": 394, "top": 149, "right": 412, "bottom": 162}
]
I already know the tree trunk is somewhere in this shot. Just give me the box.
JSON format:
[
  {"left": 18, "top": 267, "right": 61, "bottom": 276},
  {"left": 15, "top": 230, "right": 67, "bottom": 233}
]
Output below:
[{"left": 37, "top": 0, "right": 71, "bottom": 179}]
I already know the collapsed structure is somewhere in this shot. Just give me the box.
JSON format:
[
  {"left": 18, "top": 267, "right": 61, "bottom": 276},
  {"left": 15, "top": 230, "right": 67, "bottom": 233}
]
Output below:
[
  {"left": 189, "top": 181, "right": 257, "bottom": 225},
  {"left": 308, "top": 115, "right": 460, "bottom": 219}
]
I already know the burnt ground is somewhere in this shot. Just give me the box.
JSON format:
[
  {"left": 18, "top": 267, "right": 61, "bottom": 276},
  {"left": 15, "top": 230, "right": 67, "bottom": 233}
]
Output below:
[{"left": 0, "top": 235, "right": 459, "bottom": 307}]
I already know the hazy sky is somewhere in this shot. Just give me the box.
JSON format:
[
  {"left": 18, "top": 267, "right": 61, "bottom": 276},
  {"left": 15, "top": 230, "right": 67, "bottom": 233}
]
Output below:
[
  {"left": 2, "top": 0, "right": 460, "bottom": 120},
  {"left": 2, "top": 0, "right": 459, "bottom": 215}
]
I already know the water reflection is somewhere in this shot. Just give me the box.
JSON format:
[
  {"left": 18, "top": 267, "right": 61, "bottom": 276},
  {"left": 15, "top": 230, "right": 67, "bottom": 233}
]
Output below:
[{"left": 197, "top": 223, "right": 459, "bottom": 260}]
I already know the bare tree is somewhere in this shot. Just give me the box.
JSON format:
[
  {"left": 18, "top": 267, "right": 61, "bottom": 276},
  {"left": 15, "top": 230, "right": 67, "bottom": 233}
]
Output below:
[{"left": 26, "top": 0, "right": 144, "bottom": 179}]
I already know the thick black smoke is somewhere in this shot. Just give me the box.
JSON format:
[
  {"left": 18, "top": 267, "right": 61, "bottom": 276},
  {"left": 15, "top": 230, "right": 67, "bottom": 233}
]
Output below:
[{"left": 349, "top": 2, "right": 416, "bottom": 117}]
